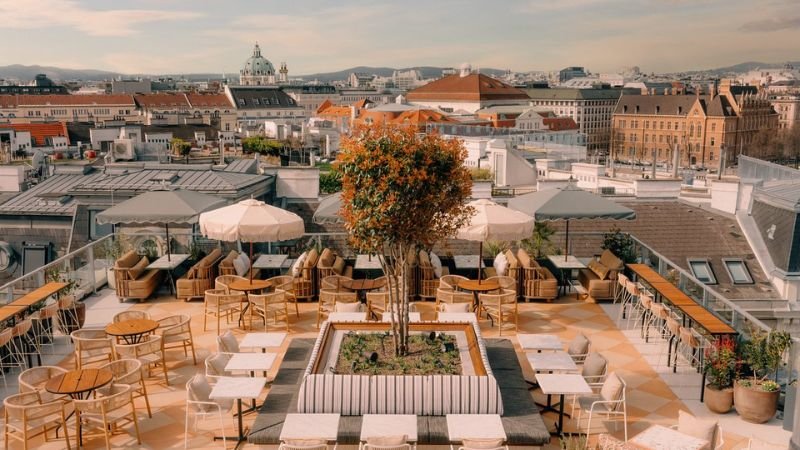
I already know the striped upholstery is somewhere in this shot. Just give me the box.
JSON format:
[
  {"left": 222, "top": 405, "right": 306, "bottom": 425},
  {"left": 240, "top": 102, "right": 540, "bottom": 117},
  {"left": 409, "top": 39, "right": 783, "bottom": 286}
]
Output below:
[{"left": 297, "top": 373, "right": 503, "bottom": 415}]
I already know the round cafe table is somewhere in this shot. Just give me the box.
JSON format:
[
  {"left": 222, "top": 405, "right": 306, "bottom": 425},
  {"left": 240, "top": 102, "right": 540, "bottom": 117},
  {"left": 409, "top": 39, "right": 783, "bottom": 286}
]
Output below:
[
  {"left": 226, "top": 279, "right": 273, "bottom": 328},
  {"left": 46, "top": 368, "right": 113, "bottom": 445},
  {"left": 456, "top": 279, "right": 500, "bottom": 312},
  {"left": 105, "top": 319, "right": 159, "bottom": 345}
]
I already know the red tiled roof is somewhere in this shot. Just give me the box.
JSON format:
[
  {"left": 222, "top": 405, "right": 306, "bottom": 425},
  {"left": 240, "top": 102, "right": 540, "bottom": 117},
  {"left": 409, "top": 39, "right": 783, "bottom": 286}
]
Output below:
[
  {"left": 186, "top": 93, "right": 233, "bottom": 108},
  {"left": 353, "top": 99, "right": 372, "bottom": 109},
  {"left": 316, "top": 99, "right": 334, "bottom": 114},
  {"left": 542, "top": 117, "right": 578, "bottom": 131},
  {"left": 134, "top": 93, "right": 191, "bottom": 108},
  {"left": 0, "top": 95, "right": 18, "bottom": 108},
  {"left": 15, "top": 94, "right": 135, "bottom": 106},
  {"left": 392, "top": 109, "right": 457, "bottom": 126},
  {"left": 407, "top": 73, "right": 530, "bottom": 102},
  {"left": 8, "top": 122, "right": 69, "bottom": 146}
]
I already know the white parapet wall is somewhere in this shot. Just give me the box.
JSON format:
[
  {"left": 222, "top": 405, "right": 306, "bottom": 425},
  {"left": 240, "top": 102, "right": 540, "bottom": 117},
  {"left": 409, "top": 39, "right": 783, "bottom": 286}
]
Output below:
[
  {"left": 267, "top": 167, "right": 320, "bottom": 199},
  {"left": 709, "top": 180, "right": 740, "bottom": 215},
  {"left": 633, "top": 179, "right": 682, "bottom": 198},
  {"left": 0, "top": 165, "right": 25, "bottom": 192}
]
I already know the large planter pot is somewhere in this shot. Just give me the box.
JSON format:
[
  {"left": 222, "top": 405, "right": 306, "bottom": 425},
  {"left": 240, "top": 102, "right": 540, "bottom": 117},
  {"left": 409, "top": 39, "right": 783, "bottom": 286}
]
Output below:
[
  {"left": 734, "top": 380, "right": 780, "bottom": 423},
  {"left": 704, "top": 384, "right": 734, "bottom": 414}
]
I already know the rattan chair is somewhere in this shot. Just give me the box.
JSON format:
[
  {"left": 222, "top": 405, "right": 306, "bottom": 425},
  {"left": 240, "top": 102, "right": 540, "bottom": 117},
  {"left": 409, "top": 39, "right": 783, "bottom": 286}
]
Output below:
[
  {"left": 366, "top": 291, "right": 389, "bottom": 320},
  {"left": 112, "top": 310, "right": 150, "bottom": 323},
  {"left": 484, "top": 275, "right": 517, "bottom": 294},
  {"left": 435, "top": 288, "right": 473, "bottom": 314},
  {"left": 71, "top": 328, "right": 114, "bottom": 370},
  {"left": 576, "top": 372, "right": 628, "bottom": 441},
  {"left": 158, "top": 314, "right": 197, "bottom": 365},
  {"left": 18, "top": 365, "right": 69, "bottom": 403},
  {"left": 249, "top": 290, "right": 290, "bottom": 332},
  {"left": 479, "top": 291, "right": 518, "bottom": 335},
  {"left": 99, "top": 358, "right": 152, "bottom": 418},
  {"left": 4, "top": 391, "right": 73, "bottom": 450},
  {"left": 114, "top": 335, "right": 170, "bottom": 386},
  {"left": 321, "top": 275, "right": 354, "bottom": 292},
  {"left": 215, "top": 274, "right": 247, "bottom": 294},
  {"left": 268, "top": 275, "right": 300, "bottom": 317},
  {"left": 73, "top": 383, "right": 141, "bottom": 449},
  {"left": 440, "top": 274, "right": 468, "bottom": 291},
  {"left": 203, "top": 289, "right": 244, "bottom": 335},
  {"left": 318, "top": 290, "right": 358, "bottom": 327}
]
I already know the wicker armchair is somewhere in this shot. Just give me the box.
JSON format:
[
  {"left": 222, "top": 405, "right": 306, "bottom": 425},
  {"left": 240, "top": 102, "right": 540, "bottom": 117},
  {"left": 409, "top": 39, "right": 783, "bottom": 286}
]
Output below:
[
  {"left": 480, "top": 291, "right": 518, "bottom": 335},
  {"left": 268, "top": 275, "right": 299, "bottom": 317},
  {"left": 440, "top": 274, "right": 468, "bottom": 291},
  {"left": 249, "top": 290, "right": 290, "bottom": 332},
  {"left": 318, "top": 290, "right": 358, "bottom": 327},
  {"left": 4, "top": 391, "right": 73, "bottom": 450},
  {"left": 484, "top": 276, "right": 517, "bottom": 294},
  {"left": 435, "top": 288, "right": 474, "bottom": 317},
  {"left": 214, "top": 274, "right": 247, "bottom": 294},
  {"left": 73, "top": 384, "right": 141, "bottom": 448},
  {"left": 113, "top": 250, "right": 164, "bottom": 302},
  {"left": 176, "top": 248, "right": 223, "bottom": 301},
  {"left": 321, "top": 275, "right": 354, "bottom": 292},
  {"left": 523, "top": 266, "right": 559, "bottom": 302}
]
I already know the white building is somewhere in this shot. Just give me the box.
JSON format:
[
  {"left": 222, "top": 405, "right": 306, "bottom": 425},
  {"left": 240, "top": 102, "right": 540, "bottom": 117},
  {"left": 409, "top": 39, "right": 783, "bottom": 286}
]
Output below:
[{"left": 770, "top": 95, "right": 800, "bottom": 129}]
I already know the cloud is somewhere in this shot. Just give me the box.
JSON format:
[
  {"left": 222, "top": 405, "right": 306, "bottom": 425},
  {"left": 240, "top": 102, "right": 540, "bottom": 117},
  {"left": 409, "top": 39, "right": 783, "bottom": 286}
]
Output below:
[
  {"left": 740, "top": 16, "right": 800, "bottom": 32},
  {"left": 0, "top": 0, "right": 202, "bottom": 36}
]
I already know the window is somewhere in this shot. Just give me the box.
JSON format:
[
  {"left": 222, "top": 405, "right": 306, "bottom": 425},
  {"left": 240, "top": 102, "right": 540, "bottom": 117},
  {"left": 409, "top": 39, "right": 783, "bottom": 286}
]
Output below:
[
  {"left": 723, "top": 258, "right": 753, "bottom": 284},
  {"left": 688, "top": 258, "right": 717, "bottom": 284}
]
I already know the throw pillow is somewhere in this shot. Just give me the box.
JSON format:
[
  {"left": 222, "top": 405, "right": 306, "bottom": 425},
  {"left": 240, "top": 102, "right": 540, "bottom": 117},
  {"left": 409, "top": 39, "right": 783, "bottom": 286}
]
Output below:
[
  {"left": 366, "top": 435, "right": 408, "bottom": 446},
  {"left": 516, "top": 248, "right": 531, "bottom": 268},
  {"left": 218, "top": 330, "right": 240, "bottom": 353},
  {"left": 332, "top": 256, "right": 346, "bottom": 275},
  {"left": 335, "top": 302, "right": 362, "bottom": 312},
  {"left": 207, "top": 353, "right": 230, "bottom": 377},
  {"left": 292, "top": 252, "right": 307, "bottom": 278},
  {"left": 233, "top": 255, "right": 248, "bottom": 277},
  {"left": 128, "top": 257, "right": 149, "bottom": 280},
  {"left": 678, "top": 410, "right": 718, "bottom": 446},
  {"left": 418, "top": 250, "right": 431, "bottom": 267},
  {"left": 319, "top": 248, "right": 335, "bottom": 267},
  {"left": 430, "top": 252, "right": 443, "bottom": 278},
  {"left": 600, "top": 372, "right": 623, "bottom": 408},
  {"left": 304, "top": 248, "right": 319, "bottom": 269},
  {"left": 587, "top": 260, "right": 610, "bottom": 280},
  {"left": 504, "top": 249, "right": 518, "bottom": 270},
  {"left": 493, "top": 252, "right": 508, "bottom": 277},
  {"left": 461, "top": 439, "right": 505, "bottom": 449},
  {"left": 441, "top": 302, "right": 471, "bottom": 313},
  {"left": 568, "top": 333, "right": 590, "bottom": 360}
]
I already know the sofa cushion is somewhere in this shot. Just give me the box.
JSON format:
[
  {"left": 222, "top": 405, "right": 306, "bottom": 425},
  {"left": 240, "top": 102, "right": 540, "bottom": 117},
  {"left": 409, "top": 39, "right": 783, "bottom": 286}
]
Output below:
[
  {"left": 233, "top": 253, "right": 250, "bottom": 277},
  {"left": 334, "top": 302, "right": 361, "bottom": 312},
  {"left": 319, "top": 248, "right": 335, "bottom": 268},
  {"left": 218, "top": 330, "right": 240, "bottom": 353},
  {"left": 599, "top": 250, "right": 623, "bottom": 271},
  {"left": 587, "top": 260, "right": 610, "bottom": 280},
  {"left": 305, "top": 248, "right": 319, "bottom": 269},
  {"left": 418, "top": 250, "right": 431, "bottom": 268},
  {"left": 188, "top": 375, "right": 214, "bottom": 412},
  {"left": 504, "top": 250, "right": 518, "bottom": 270},
  {"left": 568, "top": 333, "right": 590, "bottom": 359},
  {"left": 115, "top": 250, "right": 140, "bottom": 269},
  {"left": 583, "top": 353, "right": 607, "bottom": 378},
  {"left": 430, "top": 252, "right": 443, "bottom": 278},
  {"left": 284, "top": 439, "right": 328, "bottom": 447},
  {"left": 406, "top": 248, "right": 418, "bottom": 266},
  {"left": 441, "top": 302, "right": 471, "bottom": 313},
  {"left": 201, "top": 248, "right": 222, "bottom": 268},
  {"left": 292, "top": 252, "right": 307, "bottom": 278},
  {"left": 493, "top": 252, "right": 508, "bottom": 277},
  {"left": 219, "top": 250, "right": 238, "bottom": 270},
  {"left": 516, "top": 248, "right": 532, "bottom": 268},
  {"left": 332, "top": 256, "right": 346, "bottom": 275},
  {"left": 128, "top": 256, "right": 149, "bottom": 280}
]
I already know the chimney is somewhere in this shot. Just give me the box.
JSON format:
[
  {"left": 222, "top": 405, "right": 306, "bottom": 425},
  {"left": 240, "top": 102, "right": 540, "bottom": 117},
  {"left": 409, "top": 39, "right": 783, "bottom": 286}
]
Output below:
[{"left": 459, "top": 63, "right": 472, "bottom": 77}]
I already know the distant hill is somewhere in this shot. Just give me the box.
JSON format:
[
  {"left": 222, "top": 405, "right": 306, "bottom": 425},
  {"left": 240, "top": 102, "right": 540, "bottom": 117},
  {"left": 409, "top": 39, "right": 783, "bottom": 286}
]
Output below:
[
  {"left": 682, "top": 61, "right": 800, "bottom": 75},
  {"left": 297, "top": 66, "right": 508, "bottom": 83},
  {"left": 0, "top": 64, "right": 122, "bottom": 82}
]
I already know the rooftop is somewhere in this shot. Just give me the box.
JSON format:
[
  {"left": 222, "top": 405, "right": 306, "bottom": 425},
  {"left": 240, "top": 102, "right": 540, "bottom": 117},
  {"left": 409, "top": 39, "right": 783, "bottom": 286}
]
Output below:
[{"left": 407, "top": 73, "right": 530, "bottom": 102}]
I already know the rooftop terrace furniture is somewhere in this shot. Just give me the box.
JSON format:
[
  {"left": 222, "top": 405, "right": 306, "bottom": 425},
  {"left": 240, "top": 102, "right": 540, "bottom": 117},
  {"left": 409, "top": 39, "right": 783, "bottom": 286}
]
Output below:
[
  {"left": 99, "top": 358, "right": 152, "bottom": 418},
  {"left": 480, "top": 292, "right": 518, "bottom": 335},
  {"left": 317, "top": 249, "right": 353, "bottom": 290},
  {"left": 418, "top": 251, "right": 448, "bottom": 301},
  {"left": 203, "top": 289, "right": 244, "bottom": 335},
  {"left": 176, "top": 248, "right": 223, "bottom": 301},
  {"left": 114, "top": 335, "right": 169, "bottom": 386},
  {"left": 112, "top": 310, "right": 150, "bottom": 323},
  {"left": 157, "top": 314, "right": 197, "bottom": 365},
  {"left": 521, "top": 261, "right": 558, "bottom": 303},
  {"left": 18, "top": 365, "right": 69, "bottom": 403},
  {"left": 73, "top": 383, "right": 141, "bottom": 449},
  {"left": 3, "top": 391, "right": 73, "bottom": 450},
  {"left": 577, "top": 250, "right": 623, "bottom": 302},
  {"left": 576, "top": 371, "right": 628, "bottom": 441},
  {"left": 249, "top": 290, "right": 290, "bottom": 332},
  {"left": 269, "top": 275, "right": 300, "bottom": 317},
  {"left": 247, "top": 338, "right": 550, "bottom": 447},
  {"left": 114, "top": 250, "right": 164, "bottom": 302},
  {"left": 218, "top": 249, "right": 261, "bottom": 280},
  {"left": 71, "top": 328, "right": 114, "bottom": 370}
]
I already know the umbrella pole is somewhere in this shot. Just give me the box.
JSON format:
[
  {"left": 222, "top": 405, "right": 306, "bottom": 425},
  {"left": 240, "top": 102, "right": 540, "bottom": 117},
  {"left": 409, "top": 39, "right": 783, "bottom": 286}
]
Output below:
[
  {"left": 564, "top": 219, "right": 569, "bottom": 261},
  {"left": 165, "top": 223, "right": 171, "bottom": 261},
  {"left": 478, "top": 241, "right": 483, "bottom": 283},
  {"left": 249, "top": 241, "right": 254, "bottom": 282}
]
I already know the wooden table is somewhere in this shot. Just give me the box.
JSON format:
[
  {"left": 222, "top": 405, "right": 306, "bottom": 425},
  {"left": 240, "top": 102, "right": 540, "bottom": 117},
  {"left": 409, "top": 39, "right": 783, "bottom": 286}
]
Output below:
[
  {"left": 630, "top": 424, "right": 709, "bottom": 450},
  {"left": 548, "top": 255, "right": 586, "bottom": 297},
  {"left": 341, "top": 278, "right": 386, "bottom": 292},
  {"left": 253, "top": 254, "right": 290, "bottom": 276},
  {"left": 46, "top": 368, "right": 114, "bottom": 446},
  {"left": 227, "top": 279, "right": 273, "bottom": 328},
  {"left": 456, "top": 279, "right": 499, "bottom": 312},
  {"left": 0, "top": 281, "right": 69, "bottom": 323},
  {"left": 105, "top": 319, "right": 159, "bottom": 344}
]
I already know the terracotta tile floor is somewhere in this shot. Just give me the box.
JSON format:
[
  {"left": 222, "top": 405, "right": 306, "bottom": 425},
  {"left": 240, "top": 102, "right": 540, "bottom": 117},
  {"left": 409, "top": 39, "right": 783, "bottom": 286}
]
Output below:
[{"left": 0, "top": 289, "right": 790, "bottom": 449}]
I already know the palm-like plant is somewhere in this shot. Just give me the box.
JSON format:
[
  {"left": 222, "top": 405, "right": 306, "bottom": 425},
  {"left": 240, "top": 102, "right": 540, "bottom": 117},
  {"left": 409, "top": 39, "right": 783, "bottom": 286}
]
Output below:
[{"left": 522, "top": 222, "right": 556, "bottom": 258}]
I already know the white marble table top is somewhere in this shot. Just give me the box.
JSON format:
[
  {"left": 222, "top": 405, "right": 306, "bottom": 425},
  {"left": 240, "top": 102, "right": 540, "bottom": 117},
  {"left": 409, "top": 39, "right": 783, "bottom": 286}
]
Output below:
[
  {"left": 436, "top": 312, "right": 477, "bottom": 323},
  {"left": 381, "top": 312, "right": 421, "bottom": 322},
  {"left": 209, "top": 376, "right": 266, "bottom": 400},
  {"left": 446, "top": 414, "right": 506, "bottom": 441},
  {"left": 146, "top": 254, "right": 189, "bottom": 270},
  {"left": 240, "top": 332, "right": 287, "bottom": 349},
  {"left": 630, "top": 425, "right": 709, "bottom": 450},
  {"left": 536, "top": 373, "right": 592, "bottom": 396},
  {"left": 253, "top": 254, "right": 289, "bottom": 269},
  {"left": 355, "top": 254, "right": 383, "bottom": 271},
  {"left": 517, "top": 333, "right": 563, "bottom": 351},
  {"left": 547, "top": 255, "right": 586, "bottom": 270},
  {"left": 526, "top": 351, "right": 578, "bottom": 372},
  {"left": 360, "top": 414, "right": 418, "bottom": 442},
  {"left": 225, "top": 352, "right": 277, "bottom": 372},
  {"left": 453, "top": 255, "right": 485, "bottom": 269},
  {"left": 280, "top": 413, "right": 341, "bottom": 441},
  {"left": 327, "top": 312, "right": 368, "bottom": 322}
]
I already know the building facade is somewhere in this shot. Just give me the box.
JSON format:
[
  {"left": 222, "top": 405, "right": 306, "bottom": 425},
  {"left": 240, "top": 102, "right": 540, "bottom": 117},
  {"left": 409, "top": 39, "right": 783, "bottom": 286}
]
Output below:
[
  {"left": 771, "top": 95, "right": 800, "bottom": 129},
  {"left": 0, "top": 94, "right": 141, "bottom": 125},
  {"left": 525, "top": 87, "right": 624, "bottom": 156},
  {"left": 611, "top": 82, "right": 779, "bottom": 167}
]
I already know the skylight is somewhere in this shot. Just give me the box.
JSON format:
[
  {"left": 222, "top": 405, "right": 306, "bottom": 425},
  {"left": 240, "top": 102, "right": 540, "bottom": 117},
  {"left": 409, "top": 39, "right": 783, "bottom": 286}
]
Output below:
[
  {"left": 723, "top": 258, "right": 753, "bottom": 284},
  {"left": 688, "top": 258, "right": 716, "bottom": 284}
]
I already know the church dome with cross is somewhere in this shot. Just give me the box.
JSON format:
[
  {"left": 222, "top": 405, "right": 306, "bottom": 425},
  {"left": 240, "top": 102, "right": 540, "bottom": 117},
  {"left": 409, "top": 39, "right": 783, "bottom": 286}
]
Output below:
[{"left": 240, "top": 43, "right": 277, "bottom": 86}]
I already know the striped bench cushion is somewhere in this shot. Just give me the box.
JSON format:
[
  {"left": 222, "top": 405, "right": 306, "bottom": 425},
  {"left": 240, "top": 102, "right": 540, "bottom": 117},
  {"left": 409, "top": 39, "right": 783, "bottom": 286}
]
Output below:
[{"left": 297, "top": 374, "right": 503, "bottom": 415}]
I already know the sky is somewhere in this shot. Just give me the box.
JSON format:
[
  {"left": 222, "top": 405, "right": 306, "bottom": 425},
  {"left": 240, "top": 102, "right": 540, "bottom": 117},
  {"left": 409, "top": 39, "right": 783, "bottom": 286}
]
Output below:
[{"left": 0, "top": 0, "right": 798, "bottom": 76}]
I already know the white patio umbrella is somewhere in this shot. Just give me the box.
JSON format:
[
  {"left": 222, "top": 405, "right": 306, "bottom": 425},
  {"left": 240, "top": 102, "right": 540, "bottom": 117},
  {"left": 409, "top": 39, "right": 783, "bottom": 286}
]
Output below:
[
  {"left": 199, "top": 198, "right": 305, "bottom": 281},
  {"left": 456, "top": 199, "right": 535, "bottom": 282}
]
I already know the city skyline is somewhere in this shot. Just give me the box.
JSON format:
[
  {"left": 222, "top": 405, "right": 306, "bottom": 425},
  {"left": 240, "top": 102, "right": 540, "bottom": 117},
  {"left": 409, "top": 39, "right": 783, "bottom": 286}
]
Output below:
[{"left": 0, "top": 0, "right": 798, "bottom": 76}]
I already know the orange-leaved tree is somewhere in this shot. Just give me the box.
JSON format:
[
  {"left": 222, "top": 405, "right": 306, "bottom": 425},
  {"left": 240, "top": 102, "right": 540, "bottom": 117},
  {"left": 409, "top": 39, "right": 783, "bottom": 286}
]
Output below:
[{"left": 337, "top": 124, "right": 473, "bottom": 355}]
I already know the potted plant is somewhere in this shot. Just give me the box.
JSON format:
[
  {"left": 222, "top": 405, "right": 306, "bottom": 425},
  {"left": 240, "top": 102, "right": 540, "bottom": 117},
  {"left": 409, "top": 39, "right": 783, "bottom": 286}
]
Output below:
[
  {"left": 703, "top": 339, "right": 737, "bottom": 413},
  {"left": 100, "top": 236, "right": 125, "bottom": 291},
  {"left": 735, "top": 329, "right": 792, "bottom": 423}
]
